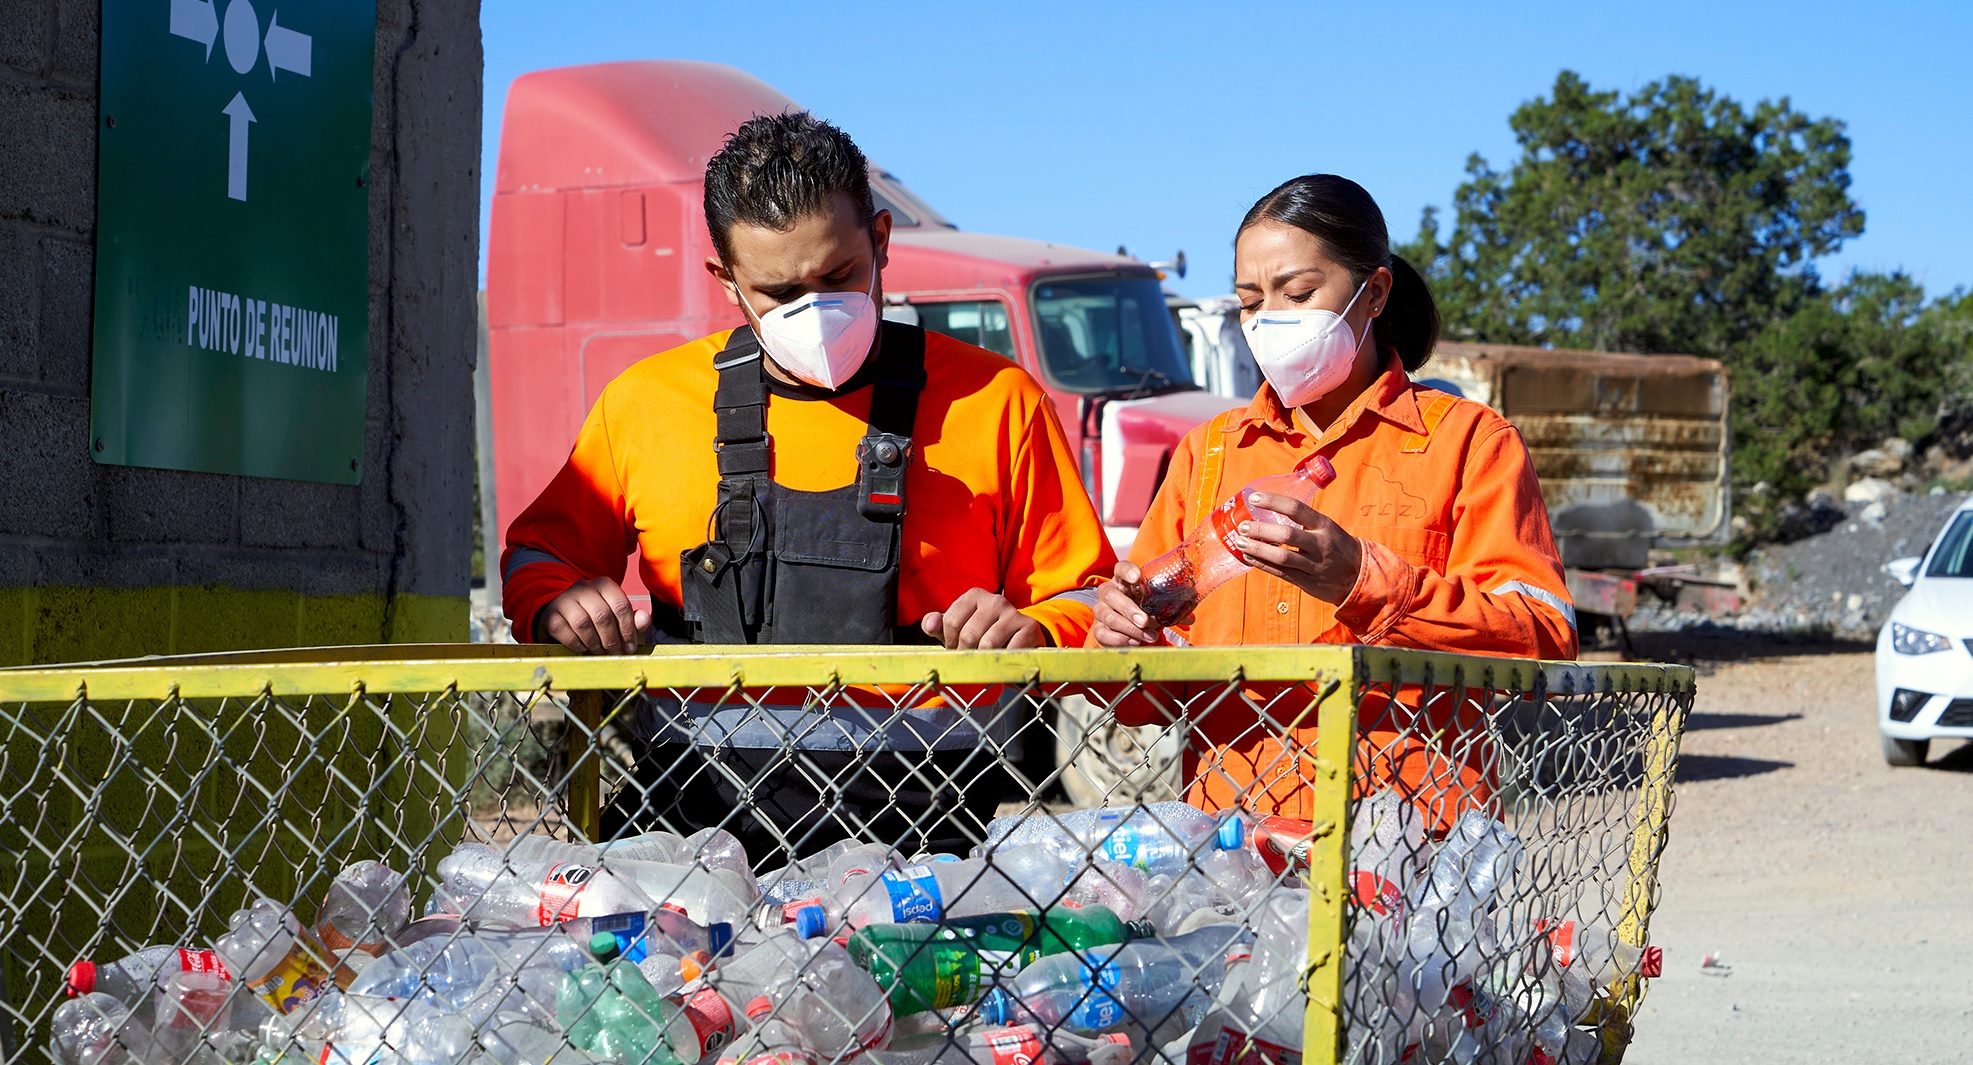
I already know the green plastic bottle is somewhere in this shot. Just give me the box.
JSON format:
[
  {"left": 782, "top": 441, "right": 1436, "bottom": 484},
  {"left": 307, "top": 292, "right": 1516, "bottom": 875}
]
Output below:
[
  {"left": 558, "top": 932, "right": 692, "bottom": 1065},
  {"left": 846, "top": 906, "right": 1153, "bottom": 1015}
]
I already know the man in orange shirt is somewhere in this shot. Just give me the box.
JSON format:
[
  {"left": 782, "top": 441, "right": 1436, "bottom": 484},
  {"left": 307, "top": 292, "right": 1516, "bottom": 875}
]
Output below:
[{"left": 502, "top": 113, "right": 1114, "bottom": 860}]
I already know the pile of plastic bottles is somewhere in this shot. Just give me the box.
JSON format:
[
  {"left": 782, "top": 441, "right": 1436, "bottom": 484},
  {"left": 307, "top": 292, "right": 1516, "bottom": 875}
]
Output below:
[{"left": 51, "top": 800, "right": 1658, "bottom": 1065}]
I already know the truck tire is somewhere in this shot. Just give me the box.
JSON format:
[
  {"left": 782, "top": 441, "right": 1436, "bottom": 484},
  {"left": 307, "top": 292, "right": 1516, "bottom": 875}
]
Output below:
[
  {"left": 1052, "top": 694, "right": 1183, "bottom": 807},
  {"left": 1880, "top": 733, "right": 1930, "bottom": 767}
]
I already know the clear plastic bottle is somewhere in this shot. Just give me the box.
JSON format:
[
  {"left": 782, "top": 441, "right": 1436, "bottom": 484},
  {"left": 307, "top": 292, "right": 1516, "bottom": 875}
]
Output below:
[
  {"left": 704, "top": 930, "right": 893, "bottom": 1059},
  {"left": 1347, "top": 790, "right": 1427, "bottom": 920},
  {"left": 1533, "top": 917, "right": 1663, "bottom": 986},
  {"left": 434, "top": 842, "right": 754, "bottom": 928},
  {"left": 66, "top": 945, "right": 233, "bottom": 1006},
  {"left": 510, "top": 827, "right": 759, "bottom": 897},
  {"left": 1182, "top": 946, "right": 1251, "bottom": 1065},
  {"left": 840, "top": 848, "right": 1075, "bottom": 928},
  {"left": 50, "top": 992, "right": 153, "bottom": 1065},
  {"left": 1134, "top": 454, "right": 1336, "bottom": 627},
  {"left": 557, "top": 933, "right": 707, "bottom": 1065},
  {"left": 977, "top": 924, "right": 1251, "bottom": 1034},
  {"left": 978, "top": 804, "right": 1244, "bottom": 876},
  {"left": 314, "top": 860, "right": 411, "bottom": 960},
  {"left": 1241, "top": 890, "right": 1311, "bottom": 1065},
  {"left": 149, "top": 969, "right": 239, "bottom": 1064},
  {"left": 213, "top": 899, "right": 333, "bottom": 1014}
]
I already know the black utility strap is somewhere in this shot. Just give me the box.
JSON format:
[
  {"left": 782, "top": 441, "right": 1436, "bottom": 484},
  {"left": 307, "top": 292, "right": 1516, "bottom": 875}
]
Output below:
[
  {"left": 713, "top": 328, "right": 770, "bottom": 479},
  {"left": 865, "top": 322, "right": 927, "bottom": 440}
]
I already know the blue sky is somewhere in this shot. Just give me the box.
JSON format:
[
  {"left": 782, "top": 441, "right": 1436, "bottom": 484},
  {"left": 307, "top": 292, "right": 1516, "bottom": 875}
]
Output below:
[{"left": 479, "top": 0, "right": 1972, "bottom": 301}]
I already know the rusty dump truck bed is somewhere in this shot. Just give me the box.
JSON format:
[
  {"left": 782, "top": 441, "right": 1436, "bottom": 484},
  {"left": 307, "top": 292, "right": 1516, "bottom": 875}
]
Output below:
[{"left": 1420, "top": 342, "right": 1731, "bottom": 570}]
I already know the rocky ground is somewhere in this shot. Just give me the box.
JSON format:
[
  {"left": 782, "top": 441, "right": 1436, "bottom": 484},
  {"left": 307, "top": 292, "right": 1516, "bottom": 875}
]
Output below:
[{"left": 1628, "top": 488, "right": 1969, "bottom": 642}]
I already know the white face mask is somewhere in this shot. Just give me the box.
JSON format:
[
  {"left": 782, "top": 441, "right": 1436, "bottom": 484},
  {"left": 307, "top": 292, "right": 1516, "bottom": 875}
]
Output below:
[
  {"left": 1243, "top": 279, "right": 1373, "bottom": 408},
  {"left": 735, "top": 263, "right": 880, "bottom": 390}
]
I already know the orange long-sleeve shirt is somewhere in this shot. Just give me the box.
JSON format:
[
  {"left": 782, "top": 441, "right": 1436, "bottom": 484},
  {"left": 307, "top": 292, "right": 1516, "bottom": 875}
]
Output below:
[
  {"left": 502, "top": 328, "right": 1115, "bottom": 653},
  {"left": 1108, "top": 356, "right": 1577, "bottom": 829}
]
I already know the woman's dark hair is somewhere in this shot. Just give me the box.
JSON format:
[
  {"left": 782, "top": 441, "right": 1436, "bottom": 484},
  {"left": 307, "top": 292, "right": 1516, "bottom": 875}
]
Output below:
[
  {"left": 704, "top": 111, "right": 876, "bottom": 265},
  {"left": 1238, "top": 174, "right": 1440, "bottom": 371}
]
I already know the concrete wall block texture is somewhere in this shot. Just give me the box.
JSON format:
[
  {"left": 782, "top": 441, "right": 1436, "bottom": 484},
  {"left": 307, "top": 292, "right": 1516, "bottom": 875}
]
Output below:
[
  {"left": 239, "top": 478, "right": 359, "bottom": 550},
  {"left": 104, "top": 465, "right": 237, "bottom": 545},
  {"left": 0, "top": 0, "right": 50, "bottom": 74},
  {"left": 32, "top": 543, "right": 173, "bottom": 588},
  {"left": 51, "top": 0, "right": 98, "bottom": 86},
  {"left": 38, "top": 233, "right": 91, "bottom": 390},
  {"left": 174, "top": 549, "right": 385, "bottom": 598},
  {"left": 0, "top": 225, "right": 36, "bottom": 377},
  {"left": 0, "top": 390, "right": 97, "bottom": 538},
  {"left": 0, "top": 80, "right": 95, "bottom": 232}
]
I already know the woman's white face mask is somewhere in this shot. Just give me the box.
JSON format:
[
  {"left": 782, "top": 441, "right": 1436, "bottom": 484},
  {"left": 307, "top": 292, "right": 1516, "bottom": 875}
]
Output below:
[
  {"left": 736, "top": 264, "right": 880, "bottom": 390},
  {"left": 1243, "top": 279, "right": 1372, "bottom": 408}
]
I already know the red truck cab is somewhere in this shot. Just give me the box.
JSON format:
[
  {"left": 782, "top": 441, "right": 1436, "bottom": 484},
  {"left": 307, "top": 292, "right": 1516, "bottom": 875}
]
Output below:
[{"left": 487, "top": 61, "right": 1233, "bottom": 598}]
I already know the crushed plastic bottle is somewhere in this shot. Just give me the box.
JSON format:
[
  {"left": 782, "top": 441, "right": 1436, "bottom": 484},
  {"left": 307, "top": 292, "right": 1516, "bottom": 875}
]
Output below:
[
  {"left": 978, "top": 804, "right": 1245, "bottom": 876},
  {"left": 977, "top": 923, "right": 1251, "bottom": 1034},
  {"left": 213, "top": 899, "right": 333, "bottom": 1015},
  {"left": 703, "top": 930, "right": 893, "bottom": 1060},
  {"left": 840, "top": 848, "right": 1075, "bottom": 928},
  {"left": 434, "top": 842, "right": 754, "bottom": 928},
  {"left": 50, "top": 992, "right": 153, "bottom": 1065},
  {"left": 66, "top": 945, "right": 233, "bottom": 1006},
  {"left": 1533, "top": 917, "right": 1662, "bottom": 987},
  {"left": 509, "top": 827, "right": 759, "bottom": 898},
  {"left": 1134, "top": 454, "right": 1336, "bottom": 627},
  {"left": 314, "top": 861, "right": 411, "bottom": 963}
]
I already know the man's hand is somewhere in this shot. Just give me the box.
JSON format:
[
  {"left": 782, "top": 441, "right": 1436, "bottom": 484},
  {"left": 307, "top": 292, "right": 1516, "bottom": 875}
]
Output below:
[
  {"left": 1231, "top": 492, "right": 1363, "bottom": 604},
  {"left": 1092, "top": 561, "right": 1162, "bottom": 647},
  {"left": 534, "top": 577, "right": 652, "bottom": 654},
  {"left": 921, "top": 588, "right": 1049, "bottom": 649}
]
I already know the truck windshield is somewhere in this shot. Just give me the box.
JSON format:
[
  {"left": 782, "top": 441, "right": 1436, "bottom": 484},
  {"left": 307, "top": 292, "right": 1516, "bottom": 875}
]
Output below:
[
  {"left": 1031, "top": 276, "right": 1194, "bottom": 394},
  {"left": 1927, "top": 512, "right": 1973, "bottom": 577}
]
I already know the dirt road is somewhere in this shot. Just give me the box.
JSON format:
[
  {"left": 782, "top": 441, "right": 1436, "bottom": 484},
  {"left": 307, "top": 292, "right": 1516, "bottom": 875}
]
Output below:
[{"left": 1621, "top": 645, "right": 1973, "bottom": 1064}]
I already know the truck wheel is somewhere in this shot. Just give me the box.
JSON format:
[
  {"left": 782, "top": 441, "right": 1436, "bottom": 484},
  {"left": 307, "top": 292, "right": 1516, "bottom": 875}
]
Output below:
[
  {"left": 1881, "top": 734, "right": 1930, "bottom": 767},
  {"left": 1052, "top": 694, "right": 1183, "bottom": 807}
]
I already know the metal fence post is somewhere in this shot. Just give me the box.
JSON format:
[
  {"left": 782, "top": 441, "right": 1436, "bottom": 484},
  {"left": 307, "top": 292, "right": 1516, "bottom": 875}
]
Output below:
[
  {"left": 1302, "top": 674, "right": 1357, "bottom": 1065},
  {"left": 566, "top": 688, "right": 604, "bottom": 842}
]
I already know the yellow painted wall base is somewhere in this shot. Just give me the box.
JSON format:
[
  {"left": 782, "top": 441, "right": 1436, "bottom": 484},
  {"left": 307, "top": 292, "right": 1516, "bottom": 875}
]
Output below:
[{"left": 0, "top": 585, "right": 468, "bottom": 666}]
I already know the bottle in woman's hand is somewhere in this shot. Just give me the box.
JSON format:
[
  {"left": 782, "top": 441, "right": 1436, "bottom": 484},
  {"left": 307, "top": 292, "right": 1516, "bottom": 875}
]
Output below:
[{"left": 1136, "top": 454, "right": 1336, "bottom": 627}]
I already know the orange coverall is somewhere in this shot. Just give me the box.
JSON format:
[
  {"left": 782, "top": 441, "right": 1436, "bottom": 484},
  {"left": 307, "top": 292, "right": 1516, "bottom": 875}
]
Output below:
[
  {"left": 1109, "top": 358, "right": 1578, "bottom": 831},
  {"left": 502, "top": 329, "right": 1116, "bottom": 654}
]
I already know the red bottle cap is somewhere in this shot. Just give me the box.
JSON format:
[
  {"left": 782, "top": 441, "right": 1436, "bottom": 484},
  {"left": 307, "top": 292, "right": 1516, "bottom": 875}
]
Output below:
[
  {"left": 1641, "top": 945, "right": 1663, "bottom": 978},
  {"left": 1296, "top": 453, "right": 1336, "bottom": 487},
  {"left": 66, "top": 961, "right": 94, "bottom": 996}
]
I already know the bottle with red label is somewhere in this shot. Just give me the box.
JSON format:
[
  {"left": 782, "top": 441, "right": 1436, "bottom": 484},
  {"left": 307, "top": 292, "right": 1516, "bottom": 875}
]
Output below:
[
  {"left": 1135, "top": 454, "right": 1336, "bottom": 628},
  {"left": 432, "top": 841, "right": 753, "bottom": 929},
  {"left": 66, "top": 945, "right": 233, "bottom": 1005},
  {"left": 1534, "top": 918, "right": 1662, "bottom": 987}
]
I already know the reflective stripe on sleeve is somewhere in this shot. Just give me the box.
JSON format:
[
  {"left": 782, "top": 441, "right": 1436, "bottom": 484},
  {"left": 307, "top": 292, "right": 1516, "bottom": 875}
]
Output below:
[
  {"left": 1488, "top": 579, "right": 1578, "bottom": 630},
  {"left": 503, "top": 546, "right": 569, "bottom": 583},
  {"left": 1048, "top": 587, "right": 1100, "bottom": 609}
]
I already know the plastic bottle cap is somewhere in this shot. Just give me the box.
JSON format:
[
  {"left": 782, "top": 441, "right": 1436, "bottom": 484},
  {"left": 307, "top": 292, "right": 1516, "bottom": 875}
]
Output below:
[
  {"left": 1216, "top": 817, "right": 1245, "bottom": 851},
  {"left": 793, "top": 906, "right": 827, "bottom": 941},
  {"left": 65, "top": 961, "right": 94, "bottom": 996},
  {"left": 1641, "top": 946, "right": 1663, "bottom": 978},
  {"left": 1102, "top": 1034, "right": 1131, "bottom": 1046},
  {"left": 977, "top": 990, "right": 1011, "bottom": 1025},
  {"left": 588, "top": 931, "right": 621, "bottom": 962},
  {"left": 745, "top": 996, "right": 774, "bottom": 1021}
]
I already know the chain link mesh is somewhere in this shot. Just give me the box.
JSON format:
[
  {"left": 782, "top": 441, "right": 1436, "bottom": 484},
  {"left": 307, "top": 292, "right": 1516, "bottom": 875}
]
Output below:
[{"left": 0, "top": 647, "right": 1690, "bottom": 1065}]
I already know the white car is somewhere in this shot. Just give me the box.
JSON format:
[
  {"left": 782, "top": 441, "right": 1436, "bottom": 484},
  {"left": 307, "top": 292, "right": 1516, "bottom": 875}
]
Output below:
[{"left": 1876, "top": 496, "right": 1973, "bottom": 765}]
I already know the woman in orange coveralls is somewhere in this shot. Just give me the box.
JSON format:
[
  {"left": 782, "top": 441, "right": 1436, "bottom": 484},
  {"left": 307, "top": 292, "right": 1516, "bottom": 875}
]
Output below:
[{"left": 1090, "top": 175, "right": 1578, "bottom": 833}]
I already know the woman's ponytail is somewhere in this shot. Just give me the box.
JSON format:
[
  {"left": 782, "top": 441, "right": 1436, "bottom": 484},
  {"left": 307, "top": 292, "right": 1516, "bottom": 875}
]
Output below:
[
  {"left": 1382, "top": 253, "right": 1440, "bottom": 372},
  {"left": 1239, "top": 174, "right": 1440, "bottom": 371}
]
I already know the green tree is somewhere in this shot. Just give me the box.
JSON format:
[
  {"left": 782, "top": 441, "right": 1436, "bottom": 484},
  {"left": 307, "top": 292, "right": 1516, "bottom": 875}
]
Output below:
[
  {"left": 1401, "top": 71, "right": 1862, "bottom": 354},
  {"left": 1403, "top": 71, "right": 1969, "bottom": 538}
]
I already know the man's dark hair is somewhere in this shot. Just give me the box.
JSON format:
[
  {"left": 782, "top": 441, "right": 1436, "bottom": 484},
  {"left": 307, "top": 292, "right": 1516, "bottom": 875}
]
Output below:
[{"left": 704, "top": 111, "right": 877, "bottom": 265}]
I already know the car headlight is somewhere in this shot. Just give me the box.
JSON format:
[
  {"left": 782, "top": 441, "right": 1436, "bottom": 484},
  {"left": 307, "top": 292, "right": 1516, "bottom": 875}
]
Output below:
[{"left": 1891, "top": 621, "right": 1952, "bottom": 655}]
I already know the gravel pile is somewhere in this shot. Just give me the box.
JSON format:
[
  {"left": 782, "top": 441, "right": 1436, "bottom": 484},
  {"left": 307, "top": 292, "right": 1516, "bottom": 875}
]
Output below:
[{"left": 1630, "top": 489, "right": 1969, "bottom": 641}]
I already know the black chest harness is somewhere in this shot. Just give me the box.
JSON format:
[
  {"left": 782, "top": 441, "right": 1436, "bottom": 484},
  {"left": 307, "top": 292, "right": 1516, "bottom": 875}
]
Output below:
[{"left": 678, "top": 322, "right": 928, "bottom": 644}]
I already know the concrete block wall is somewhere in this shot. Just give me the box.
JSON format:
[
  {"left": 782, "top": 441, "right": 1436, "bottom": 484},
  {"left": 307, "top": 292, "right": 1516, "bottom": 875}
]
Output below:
[{"left": 0, "top": 0, "right": 483, "bottom": 664}]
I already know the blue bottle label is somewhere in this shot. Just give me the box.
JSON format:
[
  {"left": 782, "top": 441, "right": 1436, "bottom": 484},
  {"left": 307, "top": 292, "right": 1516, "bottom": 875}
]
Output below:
[
  {"left": 1072, "top": 989, "right": 1126, "bottom": 1029},
  {"left": 883, "top": 866, "right": 944, "bottom": 923},
  {"left": 590, "top": 911, "right": 648, "bottom": 963}
]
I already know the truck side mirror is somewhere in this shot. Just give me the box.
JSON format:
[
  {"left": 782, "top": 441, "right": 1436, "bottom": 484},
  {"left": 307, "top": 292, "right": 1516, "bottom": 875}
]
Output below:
[{"left": 1885, "top": 556, "right": 1922, "bottom": 587}]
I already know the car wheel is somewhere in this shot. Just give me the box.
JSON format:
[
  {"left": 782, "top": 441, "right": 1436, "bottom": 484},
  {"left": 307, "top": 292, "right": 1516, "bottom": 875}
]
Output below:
[
  {"left": 1053, "top": 694, "right": 1183, "bottom": 807},
  {"left": 1881, "top": 733, "right": 1930, "bottom": 767}
]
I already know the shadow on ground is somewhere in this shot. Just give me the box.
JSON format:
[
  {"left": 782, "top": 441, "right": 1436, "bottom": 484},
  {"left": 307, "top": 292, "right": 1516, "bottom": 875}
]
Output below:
[
  {"left": 1599, "top": 632, "right": 1876, "bottom": 671},
  {"left": 1684, "top": 712, "right": 1804, "bottom": 731},
  {"left": 1923, "top": 741, "right": 1973, "bottom": 773},
  {"left": 1675, "top": 754, "right": 1794, "bottom": 782}
]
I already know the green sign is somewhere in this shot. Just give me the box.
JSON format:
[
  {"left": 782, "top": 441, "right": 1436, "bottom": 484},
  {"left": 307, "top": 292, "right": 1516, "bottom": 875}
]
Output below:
[{"left": 91, "top": 0, "right": 376, "bottom": 484}]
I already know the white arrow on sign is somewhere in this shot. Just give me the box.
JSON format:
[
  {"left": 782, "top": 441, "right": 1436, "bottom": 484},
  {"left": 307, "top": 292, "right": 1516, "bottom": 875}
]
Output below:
[
  {"left": 169, "top": 0, "right": 219, "bottom": 58},
  {"left": 264, "top": 13, "right": 311, "bottom": 80},
  {"left": 223, "top": 91, "right": 255, "bottom": 201}
]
